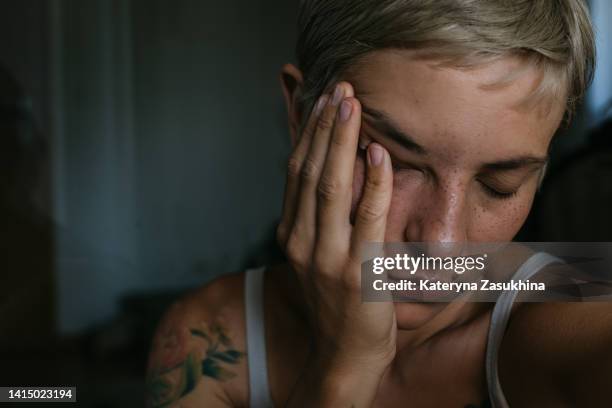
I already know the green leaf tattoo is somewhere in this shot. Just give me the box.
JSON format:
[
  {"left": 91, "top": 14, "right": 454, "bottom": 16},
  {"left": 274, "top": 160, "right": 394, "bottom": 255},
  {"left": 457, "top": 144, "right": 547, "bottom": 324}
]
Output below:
[
  {"left": 147, "top": 322, "right": 245, "bottom": 408},
  {"left": 209, "top": 349, "right": 243, "bottom": 364},
  {"left": 180, "top": 353, "right": 200, "bottom": 397}
]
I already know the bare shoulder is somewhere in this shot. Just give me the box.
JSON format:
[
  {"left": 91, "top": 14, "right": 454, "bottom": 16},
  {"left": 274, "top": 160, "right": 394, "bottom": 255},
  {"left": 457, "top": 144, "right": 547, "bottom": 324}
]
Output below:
[
  {"left": 499, "top": 302, "right": 612, "bottom": 407},
  {"left": 146, "top": 271, "right": 249, "bottom": 408}
]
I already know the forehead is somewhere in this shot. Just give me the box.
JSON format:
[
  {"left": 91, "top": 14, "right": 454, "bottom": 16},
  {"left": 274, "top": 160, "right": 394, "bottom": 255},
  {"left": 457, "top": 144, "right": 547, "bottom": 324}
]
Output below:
[{"left": 344, "top": 50, "right": 565, "bottom": 160}]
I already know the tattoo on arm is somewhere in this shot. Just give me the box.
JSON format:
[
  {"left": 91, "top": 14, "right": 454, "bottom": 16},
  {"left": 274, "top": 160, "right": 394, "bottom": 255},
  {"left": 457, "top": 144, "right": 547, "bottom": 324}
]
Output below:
[{"left": 146, "top": 320, "right": 245, "bottom": 407}]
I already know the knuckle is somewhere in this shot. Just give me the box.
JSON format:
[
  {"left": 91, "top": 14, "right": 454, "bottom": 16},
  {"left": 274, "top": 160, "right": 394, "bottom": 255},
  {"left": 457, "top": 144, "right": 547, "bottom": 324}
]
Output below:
[
  {"left": 313, "top": 254, "right": 341, "bottom": 277},
  {"left": 341, "top": 272, "right": 361, "bottom": 292},
  {"left": 313, "top": 245, "right": 349, "bottom": 276},
  {"left": 302, "top": 123, "right": 315, "bottom": 141},
  {"left": 356, "top": 201, "right": 386, "bottom": 223},
  {"left": 301, "top": 157, "right": 319, "bottom": 182},
  {"left": 317, "top": 176, "right": 342, "bottom": 202},
  {"left": 286, "top": 156, "right": 302, "bottom": 178},
  {"left": 316, "top": 115, "right": 334, "bottom": 132},
  {"left": 286, "top": 232, "right": 308, "bottom": 270},
  {"left": 312, "top": 255, "right": 331, "bottom": 275},
  {"left": 365, "top": 175, "right": 386, "bottom": 191},
  {"left": 276, "top": 223, "right": 288, "bottom": 248},
  {"left": 346, "top": 253, "right": 362, "bottom": 271}
]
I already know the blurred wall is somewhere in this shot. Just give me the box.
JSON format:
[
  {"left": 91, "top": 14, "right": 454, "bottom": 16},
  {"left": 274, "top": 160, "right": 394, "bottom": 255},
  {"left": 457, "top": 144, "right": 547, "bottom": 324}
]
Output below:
[
  {"left": 590, "top": 0, "right": 612, "bottom": 119},
  {"left": 2, "top": 0, "right": 610, "bottom": 337},
  {"left": 39, "top": 0, "right": 296, "bottom": 334},
  {"left": 0, "top": 1, "right": 56, "bottom": 349}
]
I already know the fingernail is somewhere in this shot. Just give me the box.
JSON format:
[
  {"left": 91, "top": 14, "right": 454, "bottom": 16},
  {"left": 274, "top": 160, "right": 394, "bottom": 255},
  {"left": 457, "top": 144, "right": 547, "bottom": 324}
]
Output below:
[
  {"left": 331, "top": 84, "right": 344, "bottom": 106},
  {"left": 368, "top": 144, "right": 384, "bottom": 167},
  {"left": 339, "top": 100, "right": 352, "bottom": 122},
  {"left": 359, "top": 137, "right": 370, "bottom": 150},
  {"left": 314, "top": 95, "right": 329, "bottom": 117}
]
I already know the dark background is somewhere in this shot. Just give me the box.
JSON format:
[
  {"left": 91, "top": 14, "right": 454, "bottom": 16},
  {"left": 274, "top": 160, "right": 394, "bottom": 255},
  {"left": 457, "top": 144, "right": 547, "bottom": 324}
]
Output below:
[{"left": 0, "top": 0, "right": 611, "bottom": 406}]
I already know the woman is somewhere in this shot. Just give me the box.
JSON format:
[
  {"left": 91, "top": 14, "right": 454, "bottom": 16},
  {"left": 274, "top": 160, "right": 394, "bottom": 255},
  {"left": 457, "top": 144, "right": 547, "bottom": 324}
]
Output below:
[{"left": 146, "top": 1, "right": 608, "bottom": 406}]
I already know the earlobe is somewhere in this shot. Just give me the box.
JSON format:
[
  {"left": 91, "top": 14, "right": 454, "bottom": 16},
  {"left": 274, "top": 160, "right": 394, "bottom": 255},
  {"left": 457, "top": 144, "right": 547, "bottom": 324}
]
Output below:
[{"left": 279, "top": 64, "right": 304, "bottom": 147}]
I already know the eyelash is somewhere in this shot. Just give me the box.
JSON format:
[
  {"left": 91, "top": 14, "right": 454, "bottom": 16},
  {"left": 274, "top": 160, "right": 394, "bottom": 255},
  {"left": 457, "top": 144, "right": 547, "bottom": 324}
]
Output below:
[
  {"left": 479, "top": 182, "right": 518, "bottom": 200},
  {"left": 390, "top": 156, "right": 425, "bottom": 173},
  {"left": 360, "top": 143, "right": 517, "bottom": 200}
]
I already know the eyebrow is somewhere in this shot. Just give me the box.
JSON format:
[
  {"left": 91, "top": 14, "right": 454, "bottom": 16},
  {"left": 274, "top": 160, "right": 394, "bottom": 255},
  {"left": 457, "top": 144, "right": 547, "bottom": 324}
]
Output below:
[
  {"left": 361, "top": 103, "right": 427, "bottom": 155},
  {"left": 361, "top": 102, "right": 548, "bottom": 171},
  {"left": 481, "top": 157, "right": 548, "bottom": 171}
]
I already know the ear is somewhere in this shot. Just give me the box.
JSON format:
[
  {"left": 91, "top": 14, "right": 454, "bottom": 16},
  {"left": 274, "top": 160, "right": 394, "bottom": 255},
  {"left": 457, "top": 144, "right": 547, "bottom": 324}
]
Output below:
[{"left": 279, "top": 63, "right": 304, "bottom": 147}]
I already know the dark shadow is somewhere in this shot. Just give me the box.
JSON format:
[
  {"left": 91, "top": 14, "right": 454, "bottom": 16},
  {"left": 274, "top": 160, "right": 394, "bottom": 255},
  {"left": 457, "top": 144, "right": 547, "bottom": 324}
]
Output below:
[{"left": 519, "top": 111, "right": 612, "bottom": 241}]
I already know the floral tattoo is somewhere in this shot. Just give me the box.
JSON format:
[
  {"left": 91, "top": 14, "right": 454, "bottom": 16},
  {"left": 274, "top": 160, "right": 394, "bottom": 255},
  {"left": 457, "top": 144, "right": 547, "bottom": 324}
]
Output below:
[{"left": 146, "top": 319, "right": 245, "bottom": 407}]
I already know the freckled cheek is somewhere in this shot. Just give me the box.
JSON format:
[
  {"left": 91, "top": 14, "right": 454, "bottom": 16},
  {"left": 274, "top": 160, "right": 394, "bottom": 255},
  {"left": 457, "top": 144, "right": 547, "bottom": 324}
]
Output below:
[
  {"left": 469, "top": 195, "right": 535, "bottom": 240},
  {"left": 385, "top": 174, "right": 428, "bottom": 237}
]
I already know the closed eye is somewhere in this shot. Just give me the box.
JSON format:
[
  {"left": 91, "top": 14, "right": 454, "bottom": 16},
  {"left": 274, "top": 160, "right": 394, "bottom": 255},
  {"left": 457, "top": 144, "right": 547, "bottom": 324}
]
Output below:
[
  {"left": 479, "top": 181, "right": 518, "bottom": 200},
  {"left": 390, "top": 156, "right": 425, "bottom": 174}
]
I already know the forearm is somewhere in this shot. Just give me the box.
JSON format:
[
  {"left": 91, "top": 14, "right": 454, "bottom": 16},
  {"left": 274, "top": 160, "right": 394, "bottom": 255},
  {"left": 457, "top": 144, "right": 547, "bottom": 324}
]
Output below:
[
  {"left": 278, "top": 81, "right": 396, "bottom": 407},
  {"left": 285, "top": 352, "right": 389, "bottom": 408}
]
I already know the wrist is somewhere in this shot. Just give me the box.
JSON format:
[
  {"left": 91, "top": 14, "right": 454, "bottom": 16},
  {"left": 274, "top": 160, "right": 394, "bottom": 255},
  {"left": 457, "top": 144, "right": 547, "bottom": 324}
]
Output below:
[
  {"left": 285, "top": 347, "right": 393, "bottom": 407},
  {"left": 312, "top": 349, "right": 392, "bottom": 403},
  {"left": 313, "top": 338, "right": 396, "bottom": 373}
]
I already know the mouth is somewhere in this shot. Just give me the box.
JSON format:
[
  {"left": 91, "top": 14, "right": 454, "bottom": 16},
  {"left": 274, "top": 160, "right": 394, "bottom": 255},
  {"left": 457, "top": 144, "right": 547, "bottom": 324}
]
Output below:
[{"left": 385, "top": 268, "right": 463, "bottom": 302}]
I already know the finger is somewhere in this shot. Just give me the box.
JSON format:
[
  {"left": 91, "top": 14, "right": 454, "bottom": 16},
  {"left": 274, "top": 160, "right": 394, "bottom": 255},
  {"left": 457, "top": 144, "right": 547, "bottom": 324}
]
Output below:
[
  {"left": 316, "top": 96, "right": 361, "bottom": 256},
  {"left": 277, "top": 93, "right": 329, "bottom": 247},
  {"left": 350, "top": 143, "right": 393, "bottom": 259},
  {"left": 291, "top": 83, "right": 350, "bottom": 253}
]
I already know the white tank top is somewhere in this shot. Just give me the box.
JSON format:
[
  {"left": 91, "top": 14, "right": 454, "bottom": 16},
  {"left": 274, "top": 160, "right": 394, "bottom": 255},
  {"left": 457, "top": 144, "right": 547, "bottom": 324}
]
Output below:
[{"left": 244, "top": 252, "right": 562, "bottom": 408}]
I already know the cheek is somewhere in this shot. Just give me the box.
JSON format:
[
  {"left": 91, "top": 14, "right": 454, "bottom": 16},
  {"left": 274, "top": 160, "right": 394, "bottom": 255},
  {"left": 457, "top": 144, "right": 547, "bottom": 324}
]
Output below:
[
  {"left": 351, "top": 159, "right": 537, "bottom": 242},
  {"left": 468, "top": 192, "right": 536, "bottom": 240},
  {"left": 384, "top": 173, "right": 427, "bottom": 238}
]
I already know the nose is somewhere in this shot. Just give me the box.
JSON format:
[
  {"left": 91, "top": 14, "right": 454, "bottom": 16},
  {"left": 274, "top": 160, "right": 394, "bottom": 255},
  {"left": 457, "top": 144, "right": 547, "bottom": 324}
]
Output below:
[{"left": 404, "top": 182, "right": 469, "bottom": 243}]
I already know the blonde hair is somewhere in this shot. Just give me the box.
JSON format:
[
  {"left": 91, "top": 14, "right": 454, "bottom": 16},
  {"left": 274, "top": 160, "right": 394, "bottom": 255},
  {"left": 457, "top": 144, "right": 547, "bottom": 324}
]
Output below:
[{"left": 296, "top": 0, "right": 595, "bottom": 123}]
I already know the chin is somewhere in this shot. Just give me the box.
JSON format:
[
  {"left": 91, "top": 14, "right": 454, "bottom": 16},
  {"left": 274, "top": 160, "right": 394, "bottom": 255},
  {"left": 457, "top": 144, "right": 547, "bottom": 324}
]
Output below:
[{"left": 393, "top": 302, "right": 447, "bottom": 330}]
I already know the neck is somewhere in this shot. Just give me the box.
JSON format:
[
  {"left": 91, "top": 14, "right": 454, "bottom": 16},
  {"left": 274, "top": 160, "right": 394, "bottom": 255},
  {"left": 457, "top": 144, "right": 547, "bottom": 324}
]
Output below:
[{"left": 274, "top": 261, "right": 491, "bottom": 358}]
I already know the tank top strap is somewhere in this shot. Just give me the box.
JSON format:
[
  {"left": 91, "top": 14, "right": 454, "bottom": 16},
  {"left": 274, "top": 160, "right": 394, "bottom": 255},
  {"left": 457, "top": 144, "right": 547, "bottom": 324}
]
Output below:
[
  {"left": 486, "top": 252, "right": 563, "bottom": 408},
  {"left": 245, "top": 265, "right": 274, "bottom": 407}
]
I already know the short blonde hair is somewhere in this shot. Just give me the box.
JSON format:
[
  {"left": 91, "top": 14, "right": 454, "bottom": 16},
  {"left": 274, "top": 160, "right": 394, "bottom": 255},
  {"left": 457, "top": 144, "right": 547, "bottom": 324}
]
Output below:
[{"left": 296, "top": 0, "right": 595, "bottom": 122}]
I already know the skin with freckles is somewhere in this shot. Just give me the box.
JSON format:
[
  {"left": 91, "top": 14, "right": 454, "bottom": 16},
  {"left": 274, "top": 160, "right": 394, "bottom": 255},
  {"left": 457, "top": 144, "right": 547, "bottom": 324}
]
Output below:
[
  {"left": 347, "top": 50, "right": 562, "bottom": 244},
  {"left": 340, "top": 50, "right": 565, "bottom": 330},
  {"left": 147, "top": 50, "right": 612, "bottom": 408}
]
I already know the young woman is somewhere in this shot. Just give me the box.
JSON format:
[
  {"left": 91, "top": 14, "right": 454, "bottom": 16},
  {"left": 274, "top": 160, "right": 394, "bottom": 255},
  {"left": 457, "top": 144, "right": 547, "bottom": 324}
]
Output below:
[{"left": 146, "top": 1, "right": 609, "bottom": 407}]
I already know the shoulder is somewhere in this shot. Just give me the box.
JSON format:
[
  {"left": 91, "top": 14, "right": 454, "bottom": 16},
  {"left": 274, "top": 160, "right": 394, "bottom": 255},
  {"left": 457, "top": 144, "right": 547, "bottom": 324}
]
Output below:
[
  {"left": 146, "top": 271, "right": 249, "bottom": 408},
  {"left": 499, "top": 302, "right": 612, "bottom": 407}
]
